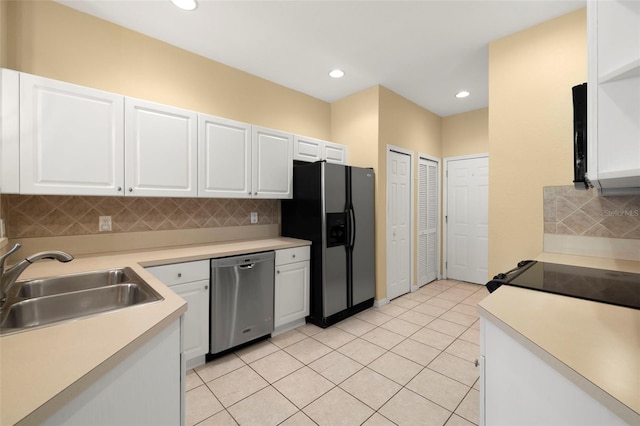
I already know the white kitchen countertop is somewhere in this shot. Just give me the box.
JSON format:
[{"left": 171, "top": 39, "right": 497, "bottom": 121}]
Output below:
[
  {"left": 0, "top": 237, "right": 310, "bottom": 425},
  {"left": 478, "top": 254, "right": 640, "bottom": 425}
]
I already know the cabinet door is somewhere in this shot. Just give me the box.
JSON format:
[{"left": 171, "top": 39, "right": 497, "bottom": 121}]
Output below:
[
  {"left": 40, "top": 320, "right": 181, "bottom": 425},
  {"left": 20, "top": 73, "right": 124, "bottom": 195},
  {"left": 323, "top": 141, "right": 348, "bottom": 165},
  {"left": 125, "top": 98, "right": 197, "bottom": 197},
  {"left": 199, "top": 114, "right": 252, "bottom": 198},
  {"left": 293, "top": 135, "right": 323, "bottom": 163},
  {"left": 274, "top": 261, "right": 310, "bottom": 328},
  {"left": 252, "top": 126, "right": 293, "bottom": 199},
  {"left": 172, "top": 280, "right": 210, "bottom": 362}
]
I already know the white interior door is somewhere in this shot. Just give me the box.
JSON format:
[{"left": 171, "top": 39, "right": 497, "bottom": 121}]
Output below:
[
  {"left": 387, "top": 149, "right": 412, "bottom": 300},
  {"left": 446, "top": 155, "right": 488, "bottom": 284},
  {"left": 418, "top": 156, "right": 439, "bottom": 286}
]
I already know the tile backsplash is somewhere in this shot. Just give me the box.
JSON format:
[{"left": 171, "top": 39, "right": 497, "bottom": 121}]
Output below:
[
  {"left": 544, "top": 186, "right": 640, "bottom": 239},
  {"left": 2, "top": 195, "right": 278, "bottom": 239}
]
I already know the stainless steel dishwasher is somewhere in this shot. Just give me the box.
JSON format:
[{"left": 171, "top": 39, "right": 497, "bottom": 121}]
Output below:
[{"left": 210, "top": 251, "right": 275, "bottom": 354}]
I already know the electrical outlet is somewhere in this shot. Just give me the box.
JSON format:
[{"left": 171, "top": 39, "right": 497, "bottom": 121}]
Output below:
[
  {"left": 99, "top": 216, "right": 112, "bottom": 232},
  {"left": 0, "top": 219, "right": 5, "bottom": 238},
  {"left": 250, "top": 212, "right": 258, "bottom": 224}
]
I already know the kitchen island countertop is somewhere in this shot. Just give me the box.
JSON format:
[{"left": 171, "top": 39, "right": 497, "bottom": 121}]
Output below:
[
  {"left": 479, "top": 253, "right": 640, "bottom": 425},
  {"left": 0, "top": 237, "right": 310, "bottom": 425}
]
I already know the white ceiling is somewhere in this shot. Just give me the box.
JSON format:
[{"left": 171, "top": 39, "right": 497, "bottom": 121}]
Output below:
[{"left": 56, "top": 0, "right": 585, "bottom": 117}]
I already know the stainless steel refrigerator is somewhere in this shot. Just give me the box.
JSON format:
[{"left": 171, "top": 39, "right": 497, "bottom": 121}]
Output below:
[{"left": 282, "top": 162, "right": 375, "bottom": 328}]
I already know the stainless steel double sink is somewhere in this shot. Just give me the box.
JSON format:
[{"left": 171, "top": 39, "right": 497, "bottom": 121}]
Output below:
[{"left": 0, "top": 268, "right": 163, "bottom": 335}]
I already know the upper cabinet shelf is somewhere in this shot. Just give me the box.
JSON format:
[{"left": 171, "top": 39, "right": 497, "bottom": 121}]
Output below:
[{"left": 598, "top": 58, "right": 640, "bottom": 84}]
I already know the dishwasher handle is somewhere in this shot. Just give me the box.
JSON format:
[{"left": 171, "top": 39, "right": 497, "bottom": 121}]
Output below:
[{"left": 238, "top": 263, "right": 255, "bottom": 270}]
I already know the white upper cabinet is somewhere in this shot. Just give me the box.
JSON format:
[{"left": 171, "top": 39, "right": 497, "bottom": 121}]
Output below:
[
  {"left": 252, "top": 126, "right": 293, "bottom": 199},
  {"left": 7, "top": 70, "right": 296, "bottom": 199},
  {"left": 198, "top": 114, "right": 252, "bottom": 198},
  {"left": 293, "top": 134, "right": 348, "bottom": 165},
  {"left": 293, "top": 135, "right": 323, "bottom": 163},
  {"left": 198, "top": 118, "right": 292, "bottom": 199},
  {"left": 19, "top": 73, "right": 124, "bottom": 196},
  {"left": 587, "top": 0, "right": 640, "bottom": 193},
  {"left": 18, "top": 74, "right": 198, "bottom": 197},
  {"left": 323, "top": 140, "right": 348, "bottom": 164},
  {"left": 125, "top": 98, "right": 197, "bottom": 197}
]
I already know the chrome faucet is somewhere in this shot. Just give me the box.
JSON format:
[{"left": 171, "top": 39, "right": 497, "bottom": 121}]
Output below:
[{"left": 0, "top": 243, "right": 74, "bottom": 304}]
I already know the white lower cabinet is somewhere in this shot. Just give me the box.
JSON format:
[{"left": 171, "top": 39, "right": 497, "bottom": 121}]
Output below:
[
  {"left": 146, "top": 260, "right": 209, "bottom": 369},
  {"left": 274, "top": 246, "right": 310, "bottom": 335},
  {"left": 171, "top": 280, "right": 209, "bottom": 367},
  {"left": 39, "top": 320, "right": 182, "bottom": 425}
]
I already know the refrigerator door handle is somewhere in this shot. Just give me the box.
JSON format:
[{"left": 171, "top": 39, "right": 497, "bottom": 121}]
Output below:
[{"left": 349, "top": 207, "right": 356, "bottom": 248}]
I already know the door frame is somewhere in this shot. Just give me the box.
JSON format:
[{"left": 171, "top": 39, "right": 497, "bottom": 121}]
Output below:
[
  {"left": 443, "top": 153, "right": 489, "bottom": 279},
  {"left": 418, "top": 153, "right": 442, "bottom": 283},
  {"left": 385, "top": 145, "right": 415, "bottom": 302}
]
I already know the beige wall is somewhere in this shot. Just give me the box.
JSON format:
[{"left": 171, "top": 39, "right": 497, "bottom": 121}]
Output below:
[
  {"left": 4, "top": 0, "right": 587, "bottom": 301},
  {"left": 442, "top": 108, "right": 489, "bottom": 158},
  {"left": 1, "top": 0, "right": 332, "bottom": 255},
  {"left": 5, "top": 0, "right": 331, "bottom": 139},
  {"left": 379, "top": 87, "right": 441, "bottom": 293},
  {"left": 0, "top": 0, "right": 7, "bottom": 68},
  {"left": 331, "top": 86, "right": 380, "bottom": 170},
  {"left": 488, "top": 8, "right": 587, "bottom": 276}
]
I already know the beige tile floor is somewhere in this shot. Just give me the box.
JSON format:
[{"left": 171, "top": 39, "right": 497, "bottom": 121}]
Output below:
[{"left": 186, "top": 279, "right": 489, "bottom": 426}]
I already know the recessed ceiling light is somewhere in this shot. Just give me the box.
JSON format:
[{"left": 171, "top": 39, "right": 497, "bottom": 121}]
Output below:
[
  {"left": 329, "top": 69, "right": 345, "bottom": 79},
  {"left": 455, "top": 90, "right": 470, "bottom": 98},
  {"left": 171, "top": 0, "right": 198, "bottom": 11}
]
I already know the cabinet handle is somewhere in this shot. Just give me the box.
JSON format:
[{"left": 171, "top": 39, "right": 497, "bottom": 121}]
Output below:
[
  {"left": 254, "top": 192, "right": 257, "bottom": 195},
  {"left": 205, "top": 285, "right": 208, "bottom": 290},
  {"left": 128, "top": 187, "right": 133, "bottom": 192},
  {"left": 474, "top": 359, "right": 479, "bottom": 367},
  {"left": 248, "top": 192, "right": 251, "bottom": 195},
  {"left": 177, "top": 273, "right": 182, "bottom": 278},
  {"left": 117, "top": 186, "right": 122, "bottom": 192},
  {"left": 292, "top": 254, "right": 296, "bottom": 258},
  {"left": 276, "top": 270, "right": 280, "bottom": 274}
]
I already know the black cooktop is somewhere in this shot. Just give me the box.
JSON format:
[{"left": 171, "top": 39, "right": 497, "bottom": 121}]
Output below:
[{"left": 487, "top": 261, "right": 640, "bottom": 310}]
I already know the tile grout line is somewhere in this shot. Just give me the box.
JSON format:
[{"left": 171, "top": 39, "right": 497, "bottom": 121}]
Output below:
[{"left": 187, "top": 279, "right": 486, "bottom": 426}]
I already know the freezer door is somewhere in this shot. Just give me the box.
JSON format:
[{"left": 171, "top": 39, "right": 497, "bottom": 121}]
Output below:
[
  {"left": 350, "top": 167, "right": 376, "bottom": 305},
  {"left": 322, "top": 162, "right": 348, "bottom": 317}
]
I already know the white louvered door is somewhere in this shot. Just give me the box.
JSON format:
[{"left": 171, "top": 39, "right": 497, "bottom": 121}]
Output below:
[{"left": 418, "top": 156, "right": 439, "bottom": 286}]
